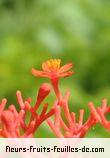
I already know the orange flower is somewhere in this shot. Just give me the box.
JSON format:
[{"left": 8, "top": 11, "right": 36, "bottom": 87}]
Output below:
[
  {"left": 32, "top": 59, "right": 73, "bottom": 80},
  {"left": 32, "top": 59, "right": 73, "bottom": 102}
]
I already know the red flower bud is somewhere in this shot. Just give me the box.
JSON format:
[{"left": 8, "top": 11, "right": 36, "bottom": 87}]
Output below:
[{"left": 34, "top": 83, "right": 51, "bottom": 110}]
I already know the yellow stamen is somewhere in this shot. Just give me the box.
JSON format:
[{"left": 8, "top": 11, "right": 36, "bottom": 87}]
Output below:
[{"left": 46, "top": 59, "right": 61, "bottom": 71}]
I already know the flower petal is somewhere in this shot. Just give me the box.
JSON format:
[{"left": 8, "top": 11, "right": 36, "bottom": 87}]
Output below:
[
  {"left": 59, "top": 63, "right": 73, "bottom": 73},
  {"left": 42, "top": 62, "right": 51, "bottom": 72},
  {"left": 59, "top": 71, "right": 74, "bottom": 78},
  {"left": 31, "top": 68, "right": 49, "bottom": 78}
]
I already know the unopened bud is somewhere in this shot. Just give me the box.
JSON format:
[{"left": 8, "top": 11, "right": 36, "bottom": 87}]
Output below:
[
  {"left": 37, "top": 83, "right": 51, "bottom": 103},
  {"left": 1, "top": 110, "right": 15, "bottom": 131}
]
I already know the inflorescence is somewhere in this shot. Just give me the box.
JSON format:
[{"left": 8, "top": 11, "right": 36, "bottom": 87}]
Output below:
[{"left": 0, "top": 59, "right": 110, "bottom": 138}]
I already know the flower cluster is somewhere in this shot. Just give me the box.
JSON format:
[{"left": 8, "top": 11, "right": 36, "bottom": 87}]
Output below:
[
  {"left": 0, "top": 59, "right": 110, "bottom": 138},
  {"left": 32, "top": 59, "right": 110, "bottom": 137},
  {"left": 0, "top": 83, "right": 54, "bottom": 137}
]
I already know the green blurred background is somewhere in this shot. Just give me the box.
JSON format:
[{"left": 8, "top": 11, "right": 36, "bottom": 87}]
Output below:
[{"left": 0, "top": 0, "right": 110, "bottom": 137}]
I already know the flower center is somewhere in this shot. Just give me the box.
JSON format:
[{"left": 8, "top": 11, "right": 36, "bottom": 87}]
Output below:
[{"left": 46, "top": 59, "right": 61, "bottom": 71}]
